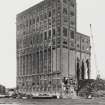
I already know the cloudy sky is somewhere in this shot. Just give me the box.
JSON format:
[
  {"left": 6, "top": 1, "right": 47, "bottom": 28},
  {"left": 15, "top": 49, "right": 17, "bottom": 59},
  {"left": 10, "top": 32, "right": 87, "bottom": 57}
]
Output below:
[{"left": 0, "top": 0, "right": 105, "bottom": 88}]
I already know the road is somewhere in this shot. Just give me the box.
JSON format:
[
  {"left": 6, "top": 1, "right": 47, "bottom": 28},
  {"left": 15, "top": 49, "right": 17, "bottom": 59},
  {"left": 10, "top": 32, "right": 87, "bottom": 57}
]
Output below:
[{"left": 0, "top": 98, "right": 105, "bottom": 105}]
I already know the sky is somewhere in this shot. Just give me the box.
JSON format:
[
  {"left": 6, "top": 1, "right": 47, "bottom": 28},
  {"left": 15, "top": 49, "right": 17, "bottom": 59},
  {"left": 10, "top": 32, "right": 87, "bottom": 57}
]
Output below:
[{"left": 0, "top": 0, "right": 105, "bottom": 88}]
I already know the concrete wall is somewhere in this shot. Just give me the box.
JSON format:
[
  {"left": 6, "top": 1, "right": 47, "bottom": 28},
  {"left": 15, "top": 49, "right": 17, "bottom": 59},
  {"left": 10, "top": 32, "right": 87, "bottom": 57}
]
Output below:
[
  {"left": 62, "top": 48, "right": 76, "bottom": 78},
  {"left": 53, "top": 48, "right": 61, "bottom": 72},
  {"left": 69, "top": 50, "right": 76, "bottom": 78},
  {"left": 53, "top": 49, "right": 56, "bottom": 72},
  {"left": 57, "top": 48, "right": 61, "bottom": 71},
  {"left": 62, "top": 48, "right": 68, "bottom": 77}
]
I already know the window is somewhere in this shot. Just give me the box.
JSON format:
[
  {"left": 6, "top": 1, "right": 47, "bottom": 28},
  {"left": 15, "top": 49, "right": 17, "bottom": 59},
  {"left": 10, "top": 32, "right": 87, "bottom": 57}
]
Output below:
[
  {"left": 44, "top": 13, "right": 47, "bottom": 19},
  {"left": 82, "top": 39, "right": 84, "bottom": 43},
  {"left": 36, "top": 16, "right": 39, "bottom": 23},
  {"left": 40, "top": 14, "right": 43, "bottom": 21},
  {"left": 26, "top": 20, "right": 28, "bottom": 27},
  {"left": 48, "top": 11, "right": 51, "bottom": 17},
  {"left": 40, "top": 33, "right": 43, "bottom": 42},
  {"left": 70, "top": 21, "right": 74, "bottom": 25},
  {"left": 57, "top": 0, "right": 60, "bottom": 3},
  {"left": 52, "top": 17, "right": 56, "bottom": 25},
  {"left": 52, "top": 9, "right": 56, "bottom": 16},
  {"left": 44, "top": 31, "right": 47, "bottom": 40},
  {"left": 52, "top": 39, "right": 55, "bottom": 45},
  {"left": 33, "top": 18, "right": 35, "bottom": 24},
  {"left": 23, "top": 24, "right": 25, "bottom": 29},
  {"left": 64, "top": 16, "right": 68, "bottom": 23},
  {"left": 63, "top": 8, "right": 68, "bottom": 15},
  {"left": 71, "top": 30, "right": 74, "bottom": 39},
  {"left": 86, "top": 39, "right": 89, "bottom": 44},
  {"left": 63, "top": 0, "right": 67, "bottom": 4},
  {"left": 30, "top": 39, "right": 33, "bottom": 45},
  {"left": 52, "top": 29, "right": 56, "bottom": 37},
  {"left": 57, "top": 27, "right": 61, "bottom": 36},
  {"left": 40, "top": 51, "right": 43, "bottom": 73},
  {"left": 36, "top": 34, "right": 39, "bottom": 43},
  {"left": 37, "top": 53, "right": 39, "bottom": 73},
  {"left": 71, "top": 1, "right": 75, "bottom": 7},
  {"left": 57, "top": 6, "right": 61, "bottom": 11},
  {"left": 48, "top": 19, "right": 51, "bottom": 26},
  {"left": 63, "top": 27, "right": 67, "bottom": 37},
  {"left": 39, "top": 34, "right": 41, "bottom": 43},
  {"left": 77, "top": 44, "right": 80, "bottom": 48},
  {"left": 82, "top": 46, "right": 85, "bottom": 50},
  {"left": 70, "top": 11, "right": 74, "bottom": 16},
  {"left": 63, "top": 39, "right": 67, "bottom": 45},
  {"left": 48, "top": 30, "right": 51, "bottom": 39},
  {"left": 20, "top": 24, "right": 22, "bottom": 29},
  {"left": 70, "top": 41, "right": 75, "bottom": 48},
  {"left": 30, "top": 20, "right": 31, "bottom": 25},
  {"left": 37, "top": 33, "right": 39, "bottom": 43},
  {"left": 48, "top": 49, "right": 51, "bottom": 73},
  {"left": 57, "top": 38, "right": 61, "bottom": 44}
]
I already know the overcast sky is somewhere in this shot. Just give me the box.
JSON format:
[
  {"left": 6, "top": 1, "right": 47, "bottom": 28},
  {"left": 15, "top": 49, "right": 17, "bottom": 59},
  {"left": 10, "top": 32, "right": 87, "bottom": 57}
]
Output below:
[{"left": 0, "top": 0, "right": 105, "bottom": 88}]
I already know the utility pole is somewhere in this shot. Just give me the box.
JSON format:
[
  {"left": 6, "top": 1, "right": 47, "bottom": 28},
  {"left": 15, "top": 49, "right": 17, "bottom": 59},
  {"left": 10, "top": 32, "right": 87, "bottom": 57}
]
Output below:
[{"left": 90, "top": 24, "right": 100, "bottom": 79}]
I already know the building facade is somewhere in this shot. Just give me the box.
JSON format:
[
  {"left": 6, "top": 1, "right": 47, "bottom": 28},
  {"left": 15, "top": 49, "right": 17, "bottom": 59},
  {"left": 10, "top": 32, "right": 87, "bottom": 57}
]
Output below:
[
  {"left": 16, "top": 0, "right": 91, "bottom": 96},
  {"left": 0, "top": 85, "right": 6, "bottom": 95}
]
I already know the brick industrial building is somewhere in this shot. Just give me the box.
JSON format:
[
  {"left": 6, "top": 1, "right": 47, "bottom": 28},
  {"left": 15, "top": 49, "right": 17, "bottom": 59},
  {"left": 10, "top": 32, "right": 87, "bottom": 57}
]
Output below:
[{"left": 16, "top": 0, "right": 91, "bottom": 97}]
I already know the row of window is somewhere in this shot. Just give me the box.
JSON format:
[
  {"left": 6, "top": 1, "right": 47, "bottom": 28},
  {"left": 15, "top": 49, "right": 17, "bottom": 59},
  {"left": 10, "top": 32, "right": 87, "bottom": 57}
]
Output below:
[
  {"left": 76, "top": 36, "right": 90, "bottom": 52},
  {"left": 17, "top": 78, "right": 61, "bottom": 91},
  {"left": 17, "top": 2, "right": 75, "bottom": 32},
  {"left": 17, "top": 14, "right": 55, "bottom": 31},
  {"left": 17, "top": 27, "right": 75, "bottom": 49},
  {"left": 17, "top": 55, "right": 32, "bottom": 76},
  {"left": 17, "top": 15, "right": 60, "bottom": 35},
  {"left": 63, "top": 0, "right": 75, "bottom": 8},
  {"left": 17, "top": 42, "right": 90, "bottom": 54},
  {"left": 17, "top": 5, "right": 59, "bottom": 31},
  {"left": 17, "top": 50, "right": 52, "bottom": 76},
  {"left": 63, "top": 7, "right": 74, "bottom": 16},
  {"left": 17, "top": 18, "right": 74, "bottom": 37}
]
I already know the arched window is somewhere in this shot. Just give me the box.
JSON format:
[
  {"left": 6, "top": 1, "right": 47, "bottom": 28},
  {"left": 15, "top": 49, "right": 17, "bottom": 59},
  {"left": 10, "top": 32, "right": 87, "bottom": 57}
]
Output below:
[
  {"left": 77, "top": 57, "right": 80, "bottom": 81},
  {"left": 81, "top": 60, "right": 85, "bottom": 80},
  {"left": 86, "top": 59, "right": 90, "bottom": 79}
]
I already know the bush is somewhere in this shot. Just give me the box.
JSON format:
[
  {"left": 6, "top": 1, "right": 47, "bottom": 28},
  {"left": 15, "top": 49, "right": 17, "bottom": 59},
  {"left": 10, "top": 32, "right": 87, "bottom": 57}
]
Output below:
[{"left": 78, "top": 79, "right": 105, "bottom": 97}]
